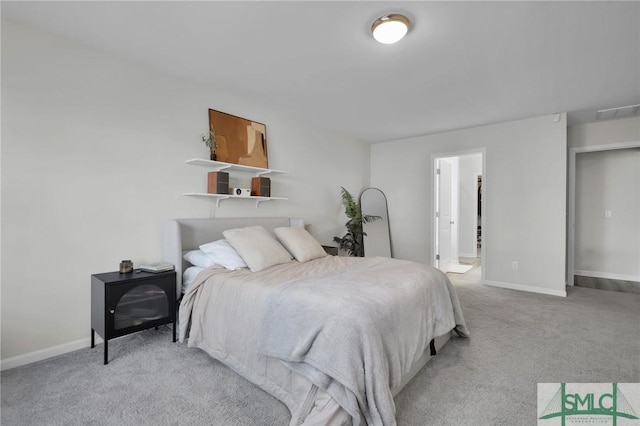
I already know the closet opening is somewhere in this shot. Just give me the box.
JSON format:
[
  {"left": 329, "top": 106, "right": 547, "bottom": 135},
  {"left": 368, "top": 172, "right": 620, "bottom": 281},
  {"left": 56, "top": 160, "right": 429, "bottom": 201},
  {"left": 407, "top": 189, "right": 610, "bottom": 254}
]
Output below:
[{"left": 570, "top": 143, "right": 640, "bottom": 293}]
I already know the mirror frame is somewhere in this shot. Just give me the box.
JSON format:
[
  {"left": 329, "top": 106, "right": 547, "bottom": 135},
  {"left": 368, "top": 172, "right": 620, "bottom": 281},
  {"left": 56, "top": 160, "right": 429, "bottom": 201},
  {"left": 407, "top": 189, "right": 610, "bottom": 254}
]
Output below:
[{"left": 360, "top": 187, "right": 392, "bottom": 258}]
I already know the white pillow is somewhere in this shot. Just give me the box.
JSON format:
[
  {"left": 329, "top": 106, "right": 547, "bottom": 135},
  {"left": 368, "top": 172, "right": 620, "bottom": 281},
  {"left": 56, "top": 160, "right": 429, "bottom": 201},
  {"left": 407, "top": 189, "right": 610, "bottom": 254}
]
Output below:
[
  {"left": 198, "top": 239, "right": 248, "bottom": 270},
  {"left": 183, "top": 249, "right": 217, "bottom": 268},
  {"left": 182, "top": 266, "right": 205, "bottom": 294},
  {"left": 223, "top": 226, "right": 293, "bottom": 272},
  {"left": 274, "top": 227, "right": 327, "bottom": 263}
]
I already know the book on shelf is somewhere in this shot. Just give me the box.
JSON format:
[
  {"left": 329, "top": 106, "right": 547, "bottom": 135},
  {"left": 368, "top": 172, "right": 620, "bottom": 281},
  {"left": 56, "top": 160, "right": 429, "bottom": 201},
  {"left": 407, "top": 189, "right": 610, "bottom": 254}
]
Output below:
[{"left": 138, "top": 262, "right": 175, "bottom": 273}]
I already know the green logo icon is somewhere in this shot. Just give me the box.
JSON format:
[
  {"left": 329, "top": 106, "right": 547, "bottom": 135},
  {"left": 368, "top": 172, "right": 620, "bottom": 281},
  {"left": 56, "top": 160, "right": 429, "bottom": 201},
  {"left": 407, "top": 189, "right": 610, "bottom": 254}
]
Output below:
[{"left": 539, "top": 383, "right": 639, "bottom": 425}]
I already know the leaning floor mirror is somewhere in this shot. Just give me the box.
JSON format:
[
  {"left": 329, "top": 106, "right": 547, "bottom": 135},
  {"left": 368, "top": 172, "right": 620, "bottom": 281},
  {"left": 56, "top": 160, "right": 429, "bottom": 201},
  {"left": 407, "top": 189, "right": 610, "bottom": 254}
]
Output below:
[{"left": 360, "top": 187, "right": 392, "bottom": 257}]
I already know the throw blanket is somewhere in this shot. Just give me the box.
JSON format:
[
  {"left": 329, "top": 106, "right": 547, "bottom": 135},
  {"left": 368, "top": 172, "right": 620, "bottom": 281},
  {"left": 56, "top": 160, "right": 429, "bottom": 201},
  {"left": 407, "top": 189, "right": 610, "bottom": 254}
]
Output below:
[{"left": 256, "top": 257, "right": 468, "bottom": 426}]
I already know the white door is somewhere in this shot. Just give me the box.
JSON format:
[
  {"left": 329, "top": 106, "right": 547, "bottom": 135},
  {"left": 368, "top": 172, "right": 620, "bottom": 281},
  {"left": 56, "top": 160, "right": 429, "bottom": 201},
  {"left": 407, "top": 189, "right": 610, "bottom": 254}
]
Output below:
[{"left": 437, "top": 159, "right": 453, "bottom": 272}]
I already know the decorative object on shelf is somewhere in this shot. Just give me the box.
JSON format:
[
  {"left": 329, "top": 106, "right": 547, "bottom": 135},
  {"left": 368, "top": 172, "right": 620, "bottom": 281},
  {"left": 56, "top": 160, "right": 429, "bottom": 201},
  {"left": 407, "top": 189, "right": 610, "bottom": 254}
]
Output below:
[
  {"left": 333, "top": 187, "right": 381, "bottom": 257},
  {"left": 207, "top": 171, "right": 229, "bottom": 194},
  {"left": 230, "top": 187, "right": 251, "bottom": 197},
  {"left": 208, "top": 109, "right": 268, "bottom": 168},
  {"left": 201, "top": 129, "right": 218, "bottom": 161},
  {"left": 251, "top": 176, "right": 271, "bottom": 197},
  {"left": 119, "top": 259, "right": 133, "bottom": 273}
]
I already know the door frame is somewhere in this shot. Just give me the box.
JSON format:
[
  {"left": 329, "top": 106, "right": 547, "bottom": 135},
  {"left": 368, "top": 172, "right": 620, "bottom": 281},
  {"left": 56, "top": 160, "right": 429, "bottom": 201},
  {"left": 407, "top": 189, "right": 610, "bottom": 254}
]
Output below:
[
  {"left": 567, "top": 140, "right": 640, "bottom": 286},
  {"left": 431, "top": 148, "right": 486, "bottom": 282},
  {"left": 435, "top": 157, "right": 454, "bottom": 272},
  {"left": 473, "top": 172, "right": 482, "bottom": 259}
]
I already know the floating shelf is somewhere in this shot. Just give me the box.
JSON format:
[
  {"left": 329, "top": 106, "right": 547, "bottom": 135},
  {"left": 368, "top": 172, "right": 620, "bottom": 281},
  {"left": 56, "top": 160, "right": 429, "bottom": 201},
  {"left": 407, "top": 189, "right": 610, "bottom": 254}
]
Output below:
[
  {"left": 184, "top": 158, "right": 289, "bottom": 207},
  {"left": 183, "top": 192, "right": 288, "bottom": 208},
  {"left": 185, "top": 158, "right": 288, "bottom": 176}
]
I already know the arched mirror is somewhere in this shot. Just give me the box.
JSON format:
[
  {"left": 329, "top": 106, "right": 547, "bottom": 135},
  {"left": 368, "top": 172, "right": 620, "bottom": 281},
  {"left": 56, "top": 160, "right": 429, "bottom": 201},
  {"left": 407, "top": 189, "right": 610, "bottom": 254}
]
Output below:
[{"left": 360, "top": 188, "right": 392, "bottom": 257}]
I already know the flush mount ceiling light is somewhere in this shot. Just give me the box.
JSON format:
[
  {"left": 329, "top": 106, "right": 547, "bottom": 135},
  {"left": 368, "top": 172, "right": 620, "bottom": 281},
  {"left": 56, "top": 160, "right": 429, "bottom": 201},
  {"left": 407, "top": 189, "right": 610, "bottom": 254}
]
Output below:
[{"left": 371, "top": 14, "right": 410, "bottom": 44}]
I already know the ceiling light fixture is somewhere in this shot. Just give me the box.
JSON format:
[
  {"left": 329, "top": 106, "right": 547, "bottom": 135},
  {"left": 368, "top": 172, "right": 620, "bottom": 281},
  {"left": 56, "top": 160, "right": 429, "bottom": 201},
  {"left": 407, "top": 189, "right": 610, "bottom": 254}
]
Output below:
[{"left": 371, "top": 14, "right": 410, "bottom": 44}]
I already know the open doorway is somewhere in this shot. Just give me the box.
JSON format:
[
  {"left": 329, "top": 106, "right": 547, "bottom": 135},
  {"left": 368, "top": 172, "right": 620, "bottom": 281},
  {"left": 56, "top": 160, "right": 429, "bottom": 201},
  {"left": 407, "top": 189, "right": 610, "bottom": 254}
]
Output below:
[
  {"left": 433, "top": 150, "right": 485, "bottom": 284},
  {"left": 568, "top": 141, "right": 640, "bottom": 292}
]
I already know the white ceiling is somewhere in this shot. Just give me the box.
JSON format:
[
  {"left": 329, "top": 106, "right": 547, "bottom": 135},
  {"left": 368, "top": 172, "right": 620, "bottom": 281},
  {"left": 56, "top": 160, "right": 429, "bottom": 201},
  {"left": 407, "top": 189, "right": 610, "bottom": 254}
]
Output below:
[{"left": 3, "top": 1, "right": 639, "bottom": 143}]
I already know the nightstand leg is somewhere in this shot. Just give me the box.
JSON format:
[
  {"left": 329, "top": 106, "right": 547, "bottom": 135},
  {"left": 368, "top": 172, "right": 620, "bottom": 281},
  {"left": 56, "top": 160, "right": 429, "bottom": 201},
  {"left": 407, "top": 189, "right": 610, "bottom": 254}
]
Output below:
[
  {"left": 104, "top": 339, "right": 108, "bottom": 365},
  {"left": 173, "top": 320, "right": 177, "bottom": 343},
  {"left": 91, "top": 329, "right": 95, "bottom": 348}
]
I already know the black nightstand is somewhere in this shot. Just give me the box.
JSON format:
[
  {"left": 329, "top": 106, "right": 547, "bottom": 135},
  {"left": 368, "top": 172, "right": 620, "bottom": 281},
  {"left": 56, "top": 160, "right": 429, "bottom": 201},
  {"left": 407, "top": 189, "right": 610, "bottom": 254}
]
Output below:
[
  {"left": 322, "top": 245, "right": 339, "bottom": 256},
  {"left": 91, "top": 270, "right": 176, "bottom": 364}
]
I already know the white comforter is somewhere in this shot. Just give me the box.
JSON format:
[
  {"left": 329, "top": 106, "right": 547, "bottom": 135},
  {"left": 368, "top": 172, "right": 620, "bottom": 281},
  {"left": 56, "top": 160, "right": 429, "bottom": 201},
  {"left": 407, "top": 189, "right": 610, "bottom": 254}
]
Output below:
[{"left": 179, "top": 256, "right": 468, "bottom": 426}]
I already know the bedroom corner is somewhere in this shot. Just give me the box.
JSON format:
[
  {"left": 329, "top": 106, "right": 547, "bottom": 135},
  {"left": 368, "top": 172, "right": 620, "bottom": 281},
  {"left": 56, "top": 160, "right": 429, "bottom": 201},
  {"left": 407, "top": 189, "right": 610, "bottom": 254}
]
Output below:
[{"left": 0, "top": 18, "right": 370, "bottom": 368}]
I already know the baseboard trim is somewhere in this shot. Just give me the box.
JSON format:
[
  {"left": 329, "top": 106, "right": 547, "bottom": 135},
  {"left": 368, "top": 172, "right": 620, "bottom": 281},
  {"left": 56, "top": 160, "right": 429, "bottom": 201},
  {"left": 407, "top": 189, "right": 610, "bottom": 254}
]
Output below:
[
  {"left": 484, "top": 280, "right": 567, "bottom": 297},
  {"left": 574, "top": 270, "right": 640, "bottom": 283},
  {"left": 0, "top": 336, "right": 102, "bottom": 371}
]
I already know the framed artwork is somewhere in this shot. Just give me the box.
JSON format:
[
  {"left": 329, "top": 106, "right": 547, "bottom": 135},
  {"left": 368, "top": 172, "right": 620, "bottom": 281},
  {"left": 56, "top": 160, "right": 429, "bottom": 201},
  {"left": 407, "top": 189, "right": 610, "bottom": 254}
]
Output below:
[{"left": 208, "top": 109, "right": 268, "bottom": 168}]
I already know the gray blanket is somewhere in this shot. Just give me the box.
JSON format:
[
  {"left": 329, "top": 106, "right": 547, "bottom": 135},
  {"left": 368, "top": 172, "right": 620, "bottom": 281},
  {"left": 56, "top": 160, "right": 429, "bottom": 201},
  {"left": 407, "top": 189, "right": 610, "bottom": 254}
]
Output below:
[{"left": 256, "top": 257, "right": 469, "bottom": 426}]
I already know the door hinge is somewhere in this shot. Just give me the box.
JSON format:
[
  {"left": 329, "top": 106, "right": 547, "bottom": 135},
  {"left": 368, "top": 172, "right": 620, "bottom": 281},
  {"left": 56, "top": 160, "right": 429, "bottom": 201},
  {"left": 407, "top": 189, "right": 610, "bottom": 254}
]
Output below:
[
  {"left": 436, "top": 168, "right": 441, "bottom": 175},
  {"left": 436, "top": 254, "right": 440, "bottom": 260},
  {"left": 436, "top": 211, "right": 440, "bottom": 218}
]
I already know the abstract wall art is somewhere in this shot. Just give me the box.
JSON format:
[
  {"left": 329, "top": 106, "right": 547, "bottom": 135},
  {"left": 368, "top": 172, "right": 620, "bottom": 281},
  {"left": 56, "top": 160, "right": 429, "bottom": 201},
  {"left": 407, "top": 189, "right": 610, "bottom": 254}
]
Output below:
[{"left": 208, "top": 109, "right": 268, "bottom": 168}]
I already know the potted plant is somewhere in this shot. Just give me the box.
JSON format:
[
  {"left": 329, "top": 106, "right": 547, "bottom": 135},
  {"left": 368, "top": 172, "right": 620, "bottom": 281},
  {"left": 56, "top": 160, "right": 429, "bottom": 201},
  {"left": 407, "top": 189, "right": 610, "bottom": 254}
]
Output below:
[
  {"left": 333, "top": 187, "right": 380, "bottom": 257},
  {"left": 201, "top": 129, "right": 218, "bottom": 161}
]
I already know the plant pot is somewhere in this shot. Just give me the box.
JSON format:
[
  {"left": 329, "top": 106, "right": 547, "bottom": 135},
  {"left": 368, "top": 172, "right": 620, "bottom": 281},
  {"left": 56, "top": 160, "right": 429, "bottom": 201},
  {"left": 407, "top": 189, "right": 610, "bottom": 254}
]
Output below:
[{"left": 210, "top": 151, "right": 217, "bottom": 161}]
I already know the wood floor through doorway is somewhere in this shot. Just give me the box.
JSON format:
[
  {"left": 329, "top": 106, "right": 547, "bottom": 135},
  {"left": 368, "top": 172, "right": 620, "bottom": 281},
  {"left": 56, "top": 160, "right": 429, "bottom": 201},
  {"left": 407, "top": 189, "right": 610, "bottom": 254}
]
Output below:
[{"left": 447, "top": 256, "right": 481, "bottom": 284}]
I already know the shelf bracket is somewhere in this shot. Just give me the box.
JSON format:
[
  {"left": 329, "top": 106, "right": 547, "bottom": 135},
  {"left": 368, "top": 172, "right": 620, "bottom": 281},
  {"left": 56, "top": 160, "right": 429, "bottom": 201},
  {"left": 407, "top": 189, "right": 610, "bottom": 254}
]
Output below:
[{"left": 215, "top": 196, "right": 230, "bottom": 208}]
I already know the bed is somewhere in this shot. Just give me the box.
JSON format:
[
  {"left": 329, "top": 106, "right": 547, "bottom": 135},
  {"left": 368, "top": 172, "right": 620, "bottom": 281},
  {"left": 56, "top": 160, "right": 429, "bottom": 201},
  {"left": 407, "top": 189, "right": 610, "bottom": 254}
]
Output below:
[{"left": 163, "top": 217, "right": 468, "bottom": 426}]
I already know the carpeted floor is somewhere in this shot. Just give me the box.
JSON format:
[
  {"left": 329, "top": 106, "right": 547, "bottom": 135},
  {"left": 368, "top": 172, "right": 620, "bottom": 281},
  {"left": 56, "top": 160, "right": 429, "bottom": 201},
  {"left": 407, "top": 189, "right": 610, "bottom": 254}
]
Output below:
[{"left": 2, "top": 276, "right": 639, "bottom": 425}]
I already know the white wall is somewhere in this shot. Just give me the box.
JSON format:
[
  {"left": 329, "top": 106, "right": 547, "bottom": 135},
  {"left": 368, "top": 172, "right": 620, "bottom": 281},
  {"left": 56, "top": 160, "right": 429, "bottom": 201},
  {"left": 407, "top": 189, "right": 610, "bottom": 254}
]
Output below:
[
  {"left": 568, "top": 116, "right": 640, "bottom": 148},
  {"left": 574, "top": 149, "right": 640, "bottom": 279},
  {"left": 371, "top": 114, "right": 567, "bottom": 296},
  {"left": 458, "top": 154, "right": 482, "bottom": 258},
  {"left": 568, "top": 116, "right": 640, "bottom": 282},
  {"left": 1, "top": 20, "right": 370, "bottom": 364}
]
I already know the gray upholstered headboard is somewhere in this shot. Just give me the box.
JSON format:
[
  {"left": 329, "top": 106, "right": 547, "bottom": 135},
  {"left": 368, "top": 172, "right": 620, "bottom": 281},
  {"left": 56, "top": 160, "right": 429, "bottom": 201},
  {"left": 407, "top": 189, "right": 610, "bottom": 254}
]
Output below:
[{"left": 162, "top": 217, "right": 293, "bottom": 298}]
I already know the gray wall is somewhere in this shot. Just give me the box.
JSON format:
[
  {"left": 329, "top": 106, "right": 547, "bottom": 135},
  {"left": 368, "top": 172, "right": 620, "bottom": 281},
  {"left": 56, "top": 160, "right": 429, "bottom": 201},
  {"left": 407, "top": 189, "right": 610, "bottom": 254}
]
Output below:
[
  {"left": 568, "top": 116, "right": 640, "bottom": 148},
  {"left": 1, "top": 20, "right": 370, "bottom": 362},
  {"left": 371, "top": 114, "right": 567, "bottom": 296}
]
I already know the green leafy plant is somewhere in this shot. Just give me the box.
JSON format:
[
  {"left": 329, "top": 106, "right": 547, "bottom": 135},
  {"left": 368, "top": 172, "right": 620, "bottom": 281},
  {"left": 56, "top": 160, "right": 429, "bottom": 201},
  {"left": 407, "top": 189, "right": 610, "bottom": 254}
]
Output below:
[{"left": 333, "top": 187, "right": 380, "bottom": 257}]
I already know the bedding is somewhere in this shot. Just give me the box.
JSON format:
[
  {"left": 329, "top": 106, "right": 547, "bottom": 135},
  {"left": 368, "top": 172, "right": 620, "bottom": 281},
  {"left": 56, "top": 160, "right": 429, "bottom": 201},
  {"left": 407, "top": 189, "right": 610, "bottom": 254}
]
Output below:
[
  {"left": 182, "top": 249, "right": 219, "bottom": 269},
  {"left": 182, "top": 266, "right": 205, "bottom": 295},
  {"left": 198, "top": 239, "right": 248, "bottom": 270},
  {"left": 179, "top": 255, "right": 468, "bottom": 426},
  {"left": 274, "top": 226, "right": 328, "bottom": 262},
  {"left": 223, "top": 225, "right": 293, "bottom": 272}
]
